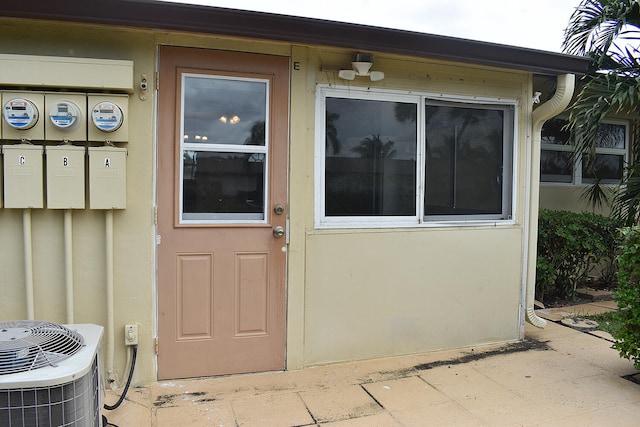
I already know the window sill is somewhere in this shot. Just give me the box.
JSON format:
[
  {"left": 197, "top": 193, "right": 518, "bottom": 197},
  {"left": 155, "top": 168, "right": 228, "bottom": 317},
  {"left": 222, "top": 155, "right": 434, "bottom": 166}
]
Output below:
[{"left": 314, "top": 218, "right": 517, "bottom": 230}]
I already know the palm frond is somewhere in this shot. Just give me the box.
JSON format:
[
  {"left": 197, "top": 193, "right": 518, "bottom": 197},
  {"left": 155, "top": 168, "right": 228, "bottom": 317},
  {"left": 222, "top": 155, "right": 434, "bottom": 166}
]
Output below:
[
  {"left": 562, "top": 1, "right": 640, "bottom": 220},
  {"left": 563, "top": 0, "right": 640, "bottom": 58},
  {"left": 580, "top": 178, "right": 611, "bottom": 210}
]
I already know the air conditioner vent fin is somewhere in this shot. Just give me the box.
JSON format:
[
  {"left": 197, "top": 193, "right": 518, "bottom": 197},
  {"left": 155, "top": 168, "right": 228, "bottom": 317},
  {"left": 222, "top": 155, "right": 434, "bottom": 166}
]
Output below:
[{"left": 0, "top": 321, "right": 84, "bottom": 375}]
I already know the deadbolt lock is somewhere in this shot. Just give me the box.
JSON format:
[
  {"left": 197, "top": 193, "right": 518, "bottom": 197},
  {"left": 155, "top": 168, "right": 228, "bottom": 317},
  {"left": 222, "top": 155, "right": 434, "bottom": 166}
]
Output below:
[{"left": 274, "top": 204, "right": 285, "bottom": 215}]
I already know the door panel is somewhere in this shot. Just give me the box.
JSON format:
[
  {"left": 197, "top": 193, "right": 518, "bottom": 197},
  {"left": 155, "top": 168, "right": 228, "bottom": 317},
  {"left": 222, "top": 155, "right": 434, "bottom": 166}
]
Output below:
[
  {"left": 157, "top": 46, "right": 289, "bottom": 379},
  {"left": 235, "top": 253, "right": 269, "bottom": 336},
  {"left": 176, "top": 253, "right": 213, "bottom": 340}
]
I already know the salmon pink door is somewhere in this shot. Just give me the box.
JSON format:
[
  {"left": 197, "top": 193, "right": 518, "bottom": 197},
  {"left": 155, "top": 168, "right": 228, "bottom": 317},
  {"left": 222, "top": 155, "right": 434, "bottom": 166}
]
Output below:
[{"left": 157, "top": 46, "right": 289, "bottom": 379}]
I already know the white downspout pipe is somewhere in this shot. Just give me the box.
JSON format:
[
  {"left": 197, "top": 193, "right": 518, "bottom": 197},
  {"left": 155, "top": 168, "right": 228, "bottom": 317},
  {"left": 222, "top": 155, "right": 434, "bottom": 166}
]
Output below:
[
  {"left": 23, "top": 209, "right": 35, "bottom": 320},
  {"left": 525, "top": 73, "right": 575, "bottom": 327},
  {"left": 64, "top": 209, "right": 74, "bottom": 324}
]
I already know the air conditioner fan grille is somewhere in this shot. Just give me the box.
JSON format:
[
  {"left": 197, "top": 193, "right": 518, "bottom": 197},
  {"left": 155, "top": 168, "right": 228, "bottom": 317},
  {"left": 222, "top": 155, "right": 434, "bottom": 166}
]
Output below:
[{"left": 0, "top": 321, "right": 85, "bottom": 375}]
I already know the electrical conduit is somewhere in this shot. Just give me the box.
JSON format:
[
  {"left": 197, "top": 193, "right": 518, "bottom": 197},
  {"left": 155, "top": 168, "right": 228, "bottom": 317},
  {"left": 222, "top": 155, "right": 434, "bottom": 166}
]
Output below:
[
  {"left": 64, "top": 209, "right": 74, "bottom": 324},
  {"left": 106, "top": 209, "right": 116, "bottom": 385},
  {"left": 23, "top": 209, "right": 35, "bottom": 320},
  {"left": 525, "top": 73, "right": 575, "bottom": 327}
]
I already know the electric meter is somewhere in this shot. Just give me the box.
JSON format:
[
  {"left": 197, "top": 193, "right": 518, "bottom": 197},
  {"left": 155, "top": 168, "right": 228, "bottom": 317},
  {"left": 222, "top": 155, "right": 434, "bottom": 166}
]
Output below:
[
  {"left": 3, "top": 98, "right": 39, "bottom": 130},
  {"left": 91, "top": 101, "right": 123, "bottom": 133},
  {"left": 48, "top": 100, "right": 82, "bottom": 130}
]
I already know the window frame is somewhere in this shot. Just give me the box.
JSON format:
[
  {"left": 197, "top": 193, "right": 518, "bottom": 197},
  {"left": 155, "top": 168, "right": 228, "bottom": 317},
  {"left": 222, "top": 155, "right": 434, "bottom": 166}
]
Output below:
[
  {"left": 178, "top": 72, "right": 271, "bottom": 225},
  {"left": 314, "top": 85, "right": 518, "bottom": 229},
  {"left": 540, "top": 117, "right": 629, "bottom": 186}
]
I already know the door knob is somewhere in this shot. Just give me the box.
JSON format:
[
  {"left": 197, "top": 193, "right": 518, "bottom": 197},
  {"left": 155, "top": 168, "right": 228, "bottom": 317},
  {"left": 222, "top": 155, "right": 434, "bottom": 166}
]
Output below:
[
  {"left": 273, "top": 226, "right": 285, "bottom": 238},
  {"left": 274, "top": 204, "right": 285, "bottom": 215}
]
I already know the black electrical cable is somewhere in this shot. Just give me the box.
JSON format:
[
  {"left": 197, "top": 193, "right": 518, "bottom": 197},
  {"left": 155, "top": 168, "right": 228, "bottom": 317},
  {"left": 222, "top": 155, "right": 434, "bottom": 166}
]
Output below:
[
  {"left": 104, "top": 345, "right": 138, "bottom": 411},
  {"left": 102, "top": 414, "right": 118, "bottom": 427}
]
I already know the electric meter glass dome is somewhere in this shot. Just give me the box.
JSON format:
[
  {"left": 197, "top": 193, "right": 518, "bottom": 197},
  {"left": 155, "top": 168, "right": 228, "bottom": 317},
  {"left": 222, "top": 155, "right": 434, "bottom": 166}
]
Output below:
[
  {"left": 91, "top": 101, "right": 123, "bottom": 133},
  {"left": 2, "top": 98, "right": 39, "bottom": 130},
  {"left": 49, "top": 100, "right": 82, "bottom": 130}
]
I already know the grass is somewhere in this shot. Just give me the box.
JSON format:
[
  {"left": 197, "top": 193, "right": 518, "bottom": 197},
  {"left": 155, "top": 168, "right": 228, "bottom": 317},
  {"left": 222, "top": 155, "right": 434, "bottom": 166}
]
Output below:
[{"left": 580, "top": 310, "right": 621, "bottom": 336}]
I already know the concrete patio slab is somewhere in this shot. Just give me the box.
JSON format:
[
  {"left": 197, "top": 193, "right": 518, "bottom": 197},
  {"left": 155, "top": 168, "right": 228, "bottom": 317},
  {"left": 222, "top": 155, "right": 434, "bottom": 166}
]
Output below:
[
  {"left": 231, "top": 393, "right": 314, "bottom": 427},
  {"left": 536, "top": 405, "right": 640, "bottom": 427},
  {"left": 299, "top": 384, "right": 381, "bottom": 423},
  {"left": 102, "top": 304, "right": 640, "bottom": 426},
  {"left": 590, "top": 300, "right": 618, "bottom": 310},
  {"left": 157, "top": 400, "right": 236, "bottom": 427},
  {"left": 536, "top": 302, "right": 616, "bottom": 321},
  {"left": 419, "top": 364, "right": 507, "bottom": 399},
  {"left": 319, "top": 412, "right": 402, "bottom": 426},
  {"left": 390, "top": 400, "right": 485, "bottom": 426},
  {"left": 362, "top": 376, "right": 449, "bottom": 410}
]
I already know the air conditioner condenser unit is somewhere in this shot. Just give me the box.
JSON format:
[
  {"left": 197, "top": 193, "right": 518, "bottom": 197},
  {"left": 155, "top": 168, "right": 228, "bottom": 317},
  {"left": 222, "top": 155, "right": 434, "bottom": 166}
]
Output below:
[{"left": 0, "top": 321, "right": 104, "bottom": 427}]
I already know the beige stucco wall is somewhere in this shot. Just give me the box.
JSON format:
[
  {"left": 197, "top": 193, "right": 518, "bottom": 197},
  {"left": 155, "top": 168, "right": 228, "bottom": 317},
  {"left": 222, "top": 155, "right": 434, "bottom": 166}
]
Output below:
[
  {"left": 302, "top": 228, "right": 523, "bottom": 364},
  {"left": 0, "top": 17, "right": 535, "bottom": 383},
  {"left": 288, "top": 47, "right": 532, "bottom": 366},
  {"left": 0, "top": 19, "right": 158, "bottom": 386},
  {"left": 539, "top": 184, "right": 613, "bottom": 215}
]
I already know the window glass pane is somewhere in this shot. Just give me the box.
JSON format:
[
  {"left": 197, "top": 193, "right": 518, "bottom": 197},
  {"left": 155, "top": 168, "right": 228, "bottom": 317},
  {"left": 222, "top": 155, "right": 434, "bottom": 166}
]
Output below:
[
  {"left": 183, "top": 151, "right": 265, "bottom": 220},
  {"left": 541, "top": 118, "right": 570, "bottom": 145},
  {"left": 581, "top": 153, "right": 623, "bottom": 184},
  {"left": 595, "top": 123, "right": 625, "bottom": 149},
  {"left": 325, "top": 98, "right": 417, "bottom": 216},
  {"left": 425, "top": 105, "right": 505, "bottom": 216},
  {"left": 183, "top": 75, "right": 267, "bottom": 145},
  {"left": 541, "top": 150, "right": 573, "bottom": 183}
]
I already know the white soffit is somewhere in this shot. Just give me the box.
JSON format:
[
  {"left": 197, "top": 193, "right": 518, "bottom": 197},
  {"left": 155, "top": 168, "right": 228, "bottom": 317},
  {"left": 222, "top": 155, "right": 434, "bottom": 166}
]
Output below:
[{"left": 0, "top": 54, "right": 134, "bottom": 92}]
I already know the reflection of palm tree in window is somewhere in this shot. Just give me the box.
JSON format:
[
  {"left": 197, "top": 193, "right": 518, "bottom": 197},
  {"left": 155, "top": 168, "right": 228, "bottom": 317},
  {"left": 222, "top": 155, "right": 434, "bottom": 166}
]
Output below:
[
  {"left": 595, "top": 124, "right": 624, "bottom": 149},
  {"left": 351, "top": 134, "right": 397, "bottom": 159},
  {"left": 394, "top": 103, "right": 417, "bottom": 123},
  {"left": 326, "top": 112, "right": 341, "bottom": 154},
  {"left": 244, "top": 121, "right": 265, "bottom": 145},
  {"left": 351, "top": 134, "right": 397, "bottom": 213},
  {"left": 426, "top": 107, "right": 503, "bottom": 213},
  {"left": 541, "top": 118, "right": 570, "bottom": 145}
]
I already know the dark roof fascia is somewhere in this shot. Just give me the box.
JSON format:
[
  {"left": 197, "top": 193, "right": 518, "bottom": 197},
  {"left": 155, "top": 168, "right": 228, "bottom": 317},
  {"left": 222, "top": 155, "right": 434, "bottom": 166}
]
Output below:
[{"left": 1, "top": 0, "right": 590, "bottom": 76}]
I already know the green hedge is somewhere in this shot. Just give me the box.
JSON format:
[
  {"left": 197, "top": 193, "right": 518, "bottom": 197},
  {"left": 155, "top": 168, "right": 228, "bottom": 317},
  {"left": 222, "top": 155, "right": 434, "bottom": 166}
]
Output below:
[
  {"left": 536, "top": 210, "right": 622, "bottom": 302},
  {"left": 613, "top": 227, "right": 640, "bottom": 369}
]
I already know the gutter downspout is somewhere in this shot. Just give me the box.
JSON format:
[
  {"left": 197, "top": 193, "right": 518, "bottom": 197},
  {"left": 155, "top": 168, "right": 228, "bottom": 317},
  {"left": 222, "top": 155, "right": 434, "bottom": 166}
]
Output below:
[{"left": 525, "top": 73, "right": 575, "bottom": 328}]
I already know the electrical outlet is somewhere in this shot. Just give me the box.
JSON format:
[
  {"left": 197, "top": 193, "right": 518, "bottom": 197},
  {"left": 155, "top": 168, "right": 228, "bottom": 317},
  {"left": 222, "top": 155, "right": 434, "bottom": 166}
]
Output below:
[{"left": 124, "top": 324, "right": 139, "bottom": 346}]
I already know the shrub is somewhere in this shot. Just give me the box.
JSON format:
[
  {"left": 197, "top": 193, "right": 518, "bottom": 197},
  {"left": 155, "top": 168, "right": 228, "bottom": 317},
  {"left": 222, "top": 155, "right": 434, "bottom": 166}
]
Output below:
[
  {"left": 536, "top": 210, "right": 622, "bottom": 302},
  {"left": 613, "top": 226, "right": 640, "bottom": 370}
]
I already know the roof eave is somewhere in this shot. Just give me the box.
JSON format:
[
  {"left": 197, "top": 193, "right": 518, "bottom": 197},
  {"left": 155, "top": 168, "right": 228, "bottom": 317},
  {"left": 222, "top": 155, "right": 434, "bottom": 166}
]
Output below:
[{"left": 0, "top": 0, "right": 590, "bottom": 75}]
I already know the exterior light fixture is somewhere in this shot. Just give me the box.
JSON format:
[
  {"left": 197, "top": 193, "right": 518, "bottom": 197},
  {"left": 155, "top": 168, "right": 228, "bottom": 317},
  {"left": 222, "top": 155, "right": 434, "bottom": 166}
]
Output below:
[{"left": 338, "top": 52, "right": 385, "bottom": 81}]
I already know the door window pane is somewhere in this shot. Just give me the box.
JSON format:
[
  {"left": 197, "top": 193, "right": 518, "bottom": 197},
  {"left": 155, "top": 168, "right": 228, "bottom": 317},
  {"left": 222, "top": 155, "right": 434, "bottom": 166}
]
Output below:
[
  {"left": 183, "top": 75, "right": 267, "bottom": 146},
  {"left": 183, "top": 151, "right": 265, "bottom": 220},
  {"left": 324, "top": 98, "right": 417, "bottom": 216},
  {"left": 425, "top": 105, "right": 505, "bottom": 216}
]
